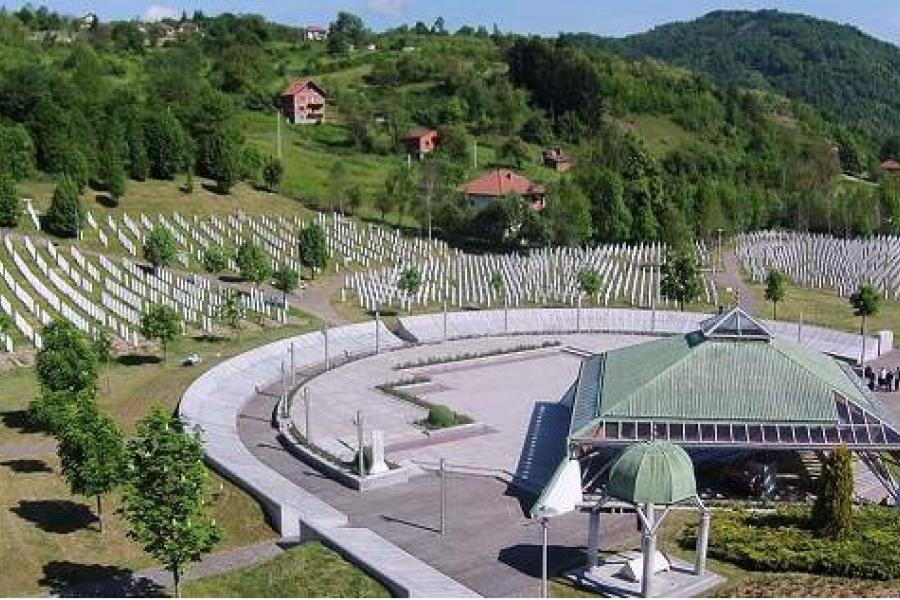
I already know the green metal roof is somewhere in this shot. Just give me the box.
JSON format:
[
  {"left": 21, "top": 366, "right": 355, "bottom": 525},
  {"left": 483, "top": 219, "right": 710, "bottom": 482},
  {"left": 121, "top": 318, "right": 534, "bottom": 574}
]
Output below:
[
  {"left": 607, "top": 441, "right": 697, "bottom": 504},
  {"left": 570, "top": 309, "right": 887, "bottom": 439}
]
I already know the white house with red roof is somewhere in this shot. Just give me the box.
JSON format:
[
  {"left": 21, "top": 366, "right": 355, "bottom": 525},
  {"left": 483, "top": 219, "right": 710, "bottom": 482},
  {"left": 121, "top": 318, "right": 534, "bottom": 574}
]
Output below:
[
  {"left": 280, "top": 79, "right": 326, "bottom": 124},
  {"left": 461, "top": 169, "right": 546, "bottom": 210}
]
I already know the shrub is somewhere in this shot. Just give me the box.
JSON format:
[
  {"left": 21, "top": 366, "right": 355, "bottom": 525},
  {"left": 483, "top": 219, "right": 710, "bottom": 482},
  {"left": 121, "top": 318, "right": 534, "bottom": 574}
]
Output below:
[
  {"left": 427, "top": 405, "right": 456, "bottom": 429},
  {"left": 678, "top": 505, "right": 900, "bottom": 580}
]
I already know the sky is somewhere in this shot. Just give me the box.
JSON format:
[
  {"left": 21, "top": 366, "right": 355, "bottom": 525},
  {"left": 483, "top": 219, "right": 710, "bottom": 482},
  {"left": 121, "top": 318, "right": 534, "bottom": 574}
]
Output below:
[{"left": 11, "top": 0, "right": 900, "bottom": 46}]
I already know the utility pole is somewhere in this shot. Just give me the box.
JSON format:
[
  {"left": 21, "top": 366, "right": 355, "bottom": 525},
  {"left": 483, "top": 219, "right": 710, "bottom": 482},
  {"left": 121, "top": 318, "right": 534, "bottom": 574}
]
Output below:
[
  {"left": 356, "top": 410, "right": 365, "bottom": 481},
  {"left": 276, "top": 109, "right": 282, "bottom": 160}
]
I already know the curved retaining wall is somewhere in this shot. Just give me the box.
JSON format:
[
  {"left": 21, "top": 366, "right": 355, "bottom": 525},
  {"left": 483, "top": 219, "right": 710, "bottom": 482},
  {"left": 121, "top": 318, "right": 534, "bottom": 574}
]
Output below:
[{"left": 398, "top": 307, "right": 890, "bottom": 363}]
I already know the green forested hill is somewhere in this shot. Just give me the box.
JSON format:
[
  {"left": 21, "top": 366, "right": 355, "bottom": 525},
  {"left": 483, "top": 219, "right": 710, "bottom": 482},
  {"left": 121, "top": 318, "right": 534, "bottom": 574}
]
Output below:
[{"left": 603, "top": 9, "right": 900, "bottom": 144}]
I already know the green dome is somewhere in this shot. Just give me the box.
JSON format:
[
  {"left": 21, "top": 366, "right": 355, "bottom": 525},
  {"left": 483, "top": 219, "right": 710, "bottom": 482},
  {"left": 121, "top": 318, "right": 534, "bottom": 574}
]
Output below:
[{"left": 607, "top": 441, "right": 697, "bottom": 504}]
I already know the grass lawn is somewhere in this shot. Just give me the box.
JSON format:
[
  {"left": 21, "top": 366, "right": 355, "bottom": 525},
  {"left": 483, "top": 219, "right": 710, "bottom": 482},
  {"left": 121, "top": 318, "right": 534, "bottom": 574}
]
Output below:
[
  {"left": 184, "top": 541, "right": 391, "bottom": 598},
  {"left": 0, "top": 316, "right": 323, "bottom": 596},
  {"left": 744, "top": 281, "right": 900, "bottom": 341}
]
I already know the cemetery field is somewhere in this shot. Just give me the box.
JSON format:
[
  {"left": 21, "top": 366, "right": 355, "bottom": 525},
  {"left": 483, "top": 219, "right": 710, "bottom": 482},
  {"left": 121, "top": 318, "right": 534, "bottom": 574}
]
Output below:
[
  {"left": 744, "top": 282, "right": 900, "bottom": 341},
  {"left": 0, "top": 320, "right": 325, "bottom": 595},
  {"left": 183, "top": 541, "right": 390, "bottom": 598}
]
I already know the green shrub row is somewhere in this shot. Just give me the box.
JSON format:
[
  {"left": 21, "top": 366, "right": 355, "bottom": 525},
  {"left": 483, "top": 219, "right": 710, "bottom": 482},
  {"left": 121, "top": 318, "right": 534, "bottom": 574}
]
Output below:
[{"left": 678, "top": 505, "right": 900, "bottom": 580}]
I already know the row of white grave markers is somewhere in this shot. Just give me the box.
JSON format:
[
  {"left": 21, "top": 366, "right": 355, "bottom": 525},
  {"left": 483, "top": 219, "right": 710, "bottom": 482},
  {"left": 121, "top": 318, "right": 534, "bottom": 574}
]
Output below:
[
  {"left": 736, "top": 231, "right": 900, "bottom": 300},
  {"left": 345, "top": 241, "right": 718, "bottom": 312}
]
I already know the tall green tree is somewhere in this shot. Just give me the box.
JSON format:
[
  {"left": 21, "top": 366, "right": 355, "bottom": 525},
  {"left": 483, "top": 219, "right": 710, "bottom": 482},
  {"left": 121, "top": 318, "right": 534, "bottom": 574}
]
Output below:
[
  {"left": 297, "top": 224, "right": 328, "bottom": 280},
  {"left": 208, "top": 132, "right": 243, "bottom": 194},
  {"left": 578, "top": 267, "right": 601, "bottom": 300},
  {"left": 849, "top": 284, "right": 880, "bottom": 367},
  {"left": 764, "top": 270, "right": 788, "bottom": 319},
  {"left": 660, "top": 247, "right": 703, "bottom": 311},
  {"left": 140, "top": 304, "right": 181, "bottom": 362},
  {"left": 144, "top": 111, "right": 186, "bottom": 180},
  {"left": 35, "top": 320, "right": 98, "bottom": 395},
  {"left": 143, "top": 224, "right": 178, "bottom": 274},
  {"left": 236, "top": 239, "right": 270, "bottom": 287},
  {"left": 58, "top": 402, "right": 125, "bottom": 533},
  {"left": 122, "top": 408, "right": 222, "bottom": 597},
  {"left": 328, "top": 161, "right": 349, "bottom": 213},
  {"left": 0, "top": 173, "right": 21, "bottom": 227},
  {"left": 544, "top": 178, "right": 592, "bottom": 246},
  {"left": 811, "top": 445, "right": 853, "bottom": 541},
  {"left": 44, "top": 175, "right": 84, "bottom": 238}
]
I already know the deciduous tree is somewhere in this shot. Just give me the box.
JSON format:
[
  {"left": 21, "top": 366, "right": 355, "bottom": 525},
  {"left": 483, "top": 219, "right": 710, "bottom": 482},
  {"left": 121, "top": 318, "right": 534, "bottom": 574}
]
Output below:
[
  {"left": 140, "top": 303, "right": 181, "bottom": 362},
  {"left": 764, "top": 270, "right": 788, "bottom": 319},
  {"left": 850, "top": 284, "right": 880, "bottom": 367},
  {"left": 143, "top": 224, "right": 177, "bottom": 274},
  {"left": 660, "top": 247, "right": 703, "bottom": 311},
  {"left": 236, "top": 239, "right": 270, "bottom": 287},
  {"left": 297, "top": 223, "right": 327, "bottom": 280}
]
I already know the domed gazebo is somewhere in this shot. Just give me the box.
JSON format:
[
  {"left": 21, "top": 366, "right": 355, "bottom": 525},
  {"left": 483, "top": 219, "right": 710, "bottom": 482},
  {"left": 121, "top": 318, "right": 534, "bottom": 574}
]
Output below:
[{"left": 584, "top": 441, "right": 712, "bottom": 597}]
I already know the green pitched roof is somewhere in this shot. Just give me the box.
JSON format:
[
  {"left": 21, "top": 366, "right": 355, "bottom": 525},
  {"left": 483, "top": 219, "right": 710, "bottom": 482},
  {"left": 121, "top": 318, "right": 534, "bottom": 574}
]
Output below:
[
  {"left": 607, "top": 441, "right": 697, "bottom": 504},
  {"left": 571, "top": 309, "right": 887, "bottom": 438}
]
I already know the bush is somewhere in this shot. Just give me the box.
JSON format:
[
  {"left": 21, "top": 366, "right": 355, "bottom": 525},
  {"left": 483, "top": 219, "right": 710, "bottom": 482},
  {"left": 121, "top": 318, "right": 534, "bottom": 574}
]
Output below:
[
  {"left": 678, "top": 505, "right": 900, "bottom": 580},
  {"left": 427, "top": 405, "right": 456, "bottom": 429}
]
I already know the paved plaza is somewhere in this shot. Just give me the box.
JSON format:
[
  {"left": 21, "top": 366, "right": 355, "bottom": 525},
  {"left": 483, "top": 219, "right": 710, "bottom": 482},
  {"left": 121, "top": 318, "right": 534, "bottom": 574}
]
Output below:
[{"left": 293, "top": 333, "right": 654, "bottom": 490}]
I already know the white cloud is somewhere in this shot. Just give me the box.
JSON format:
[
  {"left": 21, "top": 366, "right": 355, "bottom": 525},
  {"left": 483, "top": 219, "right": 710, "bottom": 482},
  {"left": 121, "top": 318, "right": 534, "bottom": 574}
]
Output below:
[
  {"left": 367, "top": 0, "right": 412, "bottom": 16},
  {"left": 141, "top": 4, "right": 178, "bottom": 22}
]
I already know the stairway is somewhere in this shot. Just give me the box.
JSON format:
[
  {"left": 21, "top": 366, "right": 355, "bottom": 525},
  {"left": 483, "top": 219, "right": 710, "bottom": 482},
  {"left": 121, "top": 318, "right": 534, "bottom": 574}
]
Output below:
[{"left": 797, "top": 450, "right": 823, "bottom": 485}]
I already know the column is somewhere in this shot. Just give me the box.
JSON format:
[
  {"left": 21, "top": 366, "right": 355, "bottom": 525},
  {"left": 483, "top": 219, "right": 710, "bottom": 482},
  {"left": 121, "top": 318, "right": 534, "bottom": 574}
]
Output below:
[
  {"left": 694, "top": 509, "right": 710, "bottom": 576},
  {"left": 641, "top": 503, "right": 655, "bottom": 598},
  {"left": 587, "top": 509, "right": 601, "bottom": 570}
]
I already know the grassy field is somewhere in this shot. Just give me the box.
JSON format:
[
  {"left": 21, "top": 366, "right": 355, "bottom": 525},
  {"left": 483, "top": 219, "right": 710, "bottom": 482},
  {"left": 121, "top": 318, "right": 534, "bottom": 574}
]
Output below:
[
  {"left": 184, "top": 542, "right": 390, "bottom": 598},
  {"left": 0, "top": 317, "right": 324, "bottom": 596},
  {"left": 745, "top": 281, "right": 900, "bottom": 341}
]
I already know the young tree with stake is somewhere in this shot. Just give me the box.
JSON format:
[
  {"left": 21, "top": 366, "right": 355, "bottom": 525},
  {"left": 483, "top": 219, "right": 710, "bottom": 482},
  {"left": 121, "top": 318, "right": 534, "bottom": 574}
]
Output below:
[
  {"left": 58, "top": 402, "right": 125, "bottom": 533},
  {"left": 849, "top": 284, "right": 880, "bottom": 367},
  {"left": 272, "top": 264, "right": 299, "bottom": 311},
  {"left": 140, "top": 303, "right": 181, "bottom": 363},
  {"left": 143, "top": 224, "right": 178, "bottom": 275},
  {"left": 398, "top": 267, "right": 422, "bottom": 312},
  {"left": 764, "top": 270, "right": 788, "bottom": 319},
  {"left": 122, "top": 408, "right": 222, "bottom": 597}
]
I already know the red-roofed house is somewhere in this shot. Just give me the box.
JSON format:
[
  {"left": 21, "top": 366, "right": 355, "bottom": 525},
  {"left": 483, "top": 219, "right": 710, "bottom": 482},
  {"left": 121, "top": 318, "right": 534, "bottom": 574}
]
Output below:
[
  {"left": 402, "top": 127, "right": 439, "bottom": 158},
  {"left": 882, "top": 158, "right": 900, "bottom": 175},
  {"left": 462, "top": 169, "right": 546, "bottom": 210},
  {"left": 280, "top": 79, "right": 326, "bottom": 124}
]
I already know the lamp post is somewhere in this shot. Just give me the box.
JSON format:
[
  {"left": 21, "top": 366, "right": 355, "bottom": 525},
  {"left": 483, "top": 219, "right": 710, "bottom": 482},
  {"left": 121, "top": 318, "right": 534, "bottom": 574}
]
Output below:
[{"left": 541, "top": 516, "right": 549, "bottom": 598}]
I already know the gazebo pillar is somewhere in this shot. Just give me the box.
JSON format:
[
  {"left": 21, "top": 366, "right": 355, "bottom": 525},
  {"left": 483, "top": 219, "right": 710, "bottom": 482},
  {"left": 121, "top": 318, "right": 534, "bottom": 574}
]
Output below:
[
  {"left": 641, "top": 502, "right": 656, "bottom": 598},
  {"left": 694, "top": 509, "right": 711, "bottom": 576},
  {"left": 587, "top": 508, "right": 601, "bottom": 570}
]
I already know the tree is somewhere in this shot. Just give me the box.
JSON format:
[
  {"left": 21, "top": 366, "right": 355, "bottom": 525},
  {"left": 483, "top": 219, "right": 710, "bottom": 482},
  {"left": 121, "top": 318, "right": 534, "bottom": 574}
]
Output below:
[
  {"left": 660, "top": 247, "right": 703, "bottom": 311},
  {"left": 328, "top": 161, "right": 349, "bottom": 213},
  {"left": 140, "top": 303, "right": 181, "bottom": 362},
  {"left": 346, "top": 184, "right": 363, "bottom": 216},
  {"left": 107, "top": 165, "right": 127, "bottom": 203},
  {"left": 499, "top": 137, "right": 529, "bottom": 169},
  {"left": 208, "top": 133, "right": 243, "bottom": 194},
  {"left": 398, "top": 267, "right": 421, "bottom": 311},
  {"left": 849, "top": 284, "right": 880, "bottom": 367},
  {"left": 764, "top": 270, "right": 788, "bottom": 319},
  {"left": 375, "top": 189, "right": 395, "bottom": 223},
  {"left": 143, "top": 224, "right": 177, "bottom": 274},
  {"left": 202, "top": 245, "right": 228, "bottom": 275},
  {"left": 58, "top": 402, "right": 125, "bottom": 533},
  {"left": 272, "top": 264, "right": 299, "bottom": 310},
  {"left": 93, "top": 329, "right": 113, "bottom": 393},
  {"left": 0, "top": 173, "right": 21, "bottom": 227},
  {"left": 262, "top": 156, "right": 283, "bottom": 192},
  {"left": 327, "top": 11, "right": 368, "bottom": 54},
  {"left": 297, "top": 224, "right": 328, "bottom": 280},
  {"left": 29, "top": 389, "right": 93, "bottom": 438},
  {"left": 386, "top": 164, "right": 416, "bottom": 227},
  {"left": 122, "top": 408, "right": 222, "bottom": 597},
  {"left": 578, "top": 267, "right": 601, "bottom": 300},
  {"left": 236, "top": 240, "right": 270, "bottom": 287},
  {"left": 811, "top": 445, "right": 853, "bottom": 541},
  {"left": 44, "top": 175, "right": 84, "bottom": 238},
  {"left": 35, "top": 320, "right": 98, "bottom": 395},
  {"left": 218, "top": 291, "right": 245, "bottom": 337},
  {"left": 545, "top": 178, "right": 592, "bottom": 246},
  {"left": 144, "top": 111, "right": 186, "bottom": 180}
]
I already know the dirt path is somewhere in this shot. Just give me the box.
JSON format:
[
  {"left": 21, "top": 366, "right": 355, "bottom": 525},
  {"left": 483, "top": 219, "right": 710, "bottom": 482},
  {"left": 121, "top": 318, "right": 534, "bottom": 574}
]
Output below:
[
  {"left": 292, "top": 272, "right": 352, "bottom": 326},
  {"left": 713, "top": 248, "right": 757, "bottom": 314}
]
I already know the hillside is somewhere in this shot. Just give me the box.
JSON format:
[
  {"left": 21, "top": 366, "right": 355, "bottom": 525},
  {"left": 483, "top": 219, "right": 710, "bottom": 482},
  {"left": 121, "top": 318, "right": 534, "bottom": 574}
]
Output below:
[{"left": 604, "top": 9, "right": 900, "bottom": 145}]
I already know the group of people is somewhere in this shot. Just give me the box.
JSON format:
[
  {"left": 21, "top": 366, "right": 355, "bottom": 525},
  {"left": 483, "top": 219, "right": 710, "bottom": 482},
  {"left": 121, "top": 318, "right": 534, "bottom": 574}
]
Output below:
[{"left": 863, "top": 365, "right": 900, "bottom": 392}]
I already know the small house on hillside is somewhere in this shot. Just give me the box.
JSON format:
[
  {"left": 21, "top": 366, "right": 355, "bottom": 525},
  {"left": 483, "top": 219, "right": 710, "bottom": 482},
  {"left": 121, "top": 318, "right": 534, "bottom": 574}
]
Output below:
[
  {"left": 280, "top": 79, "right": 326, "bottom": 124},
  {"left": 304, "top": 25, "right": 328, "bottom": 41},
  {"left": 882, "top": 158, "right": 900, "bottom": 175},
  {"left": 543, "top": 147, "right": 571, "bottom": 172},
  {"left": 402, "top": 127, "right": 439, "bottom": 158},
  {"left": 462, "top": 169, "right": 546, "bottom": 210}
]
